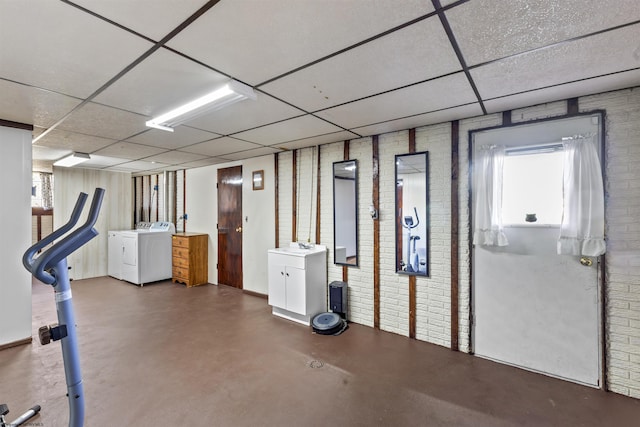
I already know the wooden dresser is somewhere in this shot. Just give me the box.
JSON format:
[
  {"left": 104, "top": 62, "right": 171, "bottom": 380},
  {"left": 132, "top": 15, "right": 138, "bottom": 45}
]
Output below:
[{"left": 172, "top": 233, "right": 208, "bottom": 287}]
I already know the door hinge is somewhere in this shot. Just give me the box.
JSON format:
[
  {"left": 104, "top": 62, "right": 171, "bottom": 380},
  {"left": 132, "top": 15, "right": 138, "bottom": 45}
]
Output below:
[
  {"left": 216, "top": 183, "right": 218, "bottom": 189},
  {"left": 216, "top": 263, "right": 218, "bottom": 269},
  {"left": 470, "top": 313, "right": 474, "bottom": 326}
]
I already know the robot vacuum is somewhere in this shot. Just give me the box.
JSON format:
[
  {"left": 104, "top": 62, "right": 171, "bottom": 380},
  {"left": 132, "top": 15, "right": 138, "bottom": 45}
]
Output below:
[{"left": 311, "top": 312, "right": 348, "bottom": 335}]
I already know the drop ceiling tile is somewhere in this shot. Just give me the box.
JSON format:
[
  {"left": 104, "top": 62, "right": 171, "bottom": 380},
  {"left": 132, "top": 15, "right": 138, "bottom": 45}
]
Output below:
[
  {"left": 315, "top": 72, "right": 476, "bottom": 129},
  {"left": 177, "top": 157, "right": 230, "bottom": 169},
  {"left": 352, "top": 104, "right": 483, "bottom": 137},
  {"left": 32, "top": 145, "right": 70, "bottom": 162},
  {"left": 94, "top": 48, "right": 231, "bottom": 117},
  {"left": 447, "top": 0, "right": 640, "bottom": 65},
  {"left": 167, "top": 0, "right": 434, "bottom": 85},
  {"left": 109, "top": 160, "right": 169, "bottom": 172},
  {"left": 125, "top": 126, "right": 221, "bottom": 150},
  {"left": 93, "top": 142, "right": 168, "bottom": 160},
  {"left": 470, "top": 25, "right": 640, "bottom": 100},
  {"left": 0, "top": 80, "right": 81, "bottom": 128},
  {"left": 56, "top": 102, "right": 149, "bottom": 141},
  {"left": 185, "top": 93, "right": 305, "bottom": 135},
  {"left": 72, "top": 0, "right": 210, "bottom": 41},
  {"left": 33, "top": 129, "right": 116, "bottom": 153},
  {"left": 233, "top": 115, "right": 344, "bottom": 146},
  {"left": 144, "top": 151, "right": 209, "bottom": 164},
  {"left": 484, "top": 68, "right": 640, "bottom": 114},
  {"left": 261, "top": 17, "right": 460, "bottom": 111},
  {"left": 220, "top": 147, "right": 283, "bottom": 161},
  {"left": 180, "top": 137, "right": 261, "bottom": 157},
  {"left": 0, "top": 0, "right": 153, "bottom": 98},
  {"left": 274, "top": 131, "right": 362, "bottom": 151},
  {"left": 78, "top": 155, "right": 133, "bottom": 169}
]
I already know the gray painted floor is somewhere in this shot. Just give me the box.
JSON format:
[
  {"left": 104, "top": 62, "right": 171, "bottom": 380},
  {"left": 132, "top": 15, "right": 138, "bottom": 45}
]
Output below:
[{"left": 1, "top": 277, "right": 639, "bottom": 426}]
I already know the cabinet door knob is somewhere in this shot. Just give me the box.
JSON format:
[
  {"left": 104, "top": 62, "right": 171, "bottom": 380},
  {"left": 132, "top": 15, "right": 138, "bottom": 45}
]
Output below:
[
  {"left": 281, "top": 271, "right": 284, "bottom": 275},
  {"left": 286, "top": 273, "right": 289, "bottom": 277}
]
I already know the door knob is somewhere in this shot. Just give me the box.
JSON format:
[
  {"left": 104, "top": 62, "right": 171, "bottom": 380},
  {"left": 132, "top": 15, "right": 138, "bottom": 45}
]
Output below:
[
  {"left": 237, "top": 226, "right": 242, "bottom": 233},
  {"left": 580, "top": 257, "right": 593, "bottom": 267}
]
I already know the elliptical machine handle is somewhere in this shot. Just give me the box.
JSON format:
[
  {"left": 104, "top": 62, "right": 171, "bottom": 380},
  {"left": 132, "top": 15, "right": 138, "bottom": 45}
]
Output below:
[
  {"left": 31, "top": 188, "right": 105, "bottom": 285},
  {"left": 23, "top": 192, "right": 88, "bottom": 273}
]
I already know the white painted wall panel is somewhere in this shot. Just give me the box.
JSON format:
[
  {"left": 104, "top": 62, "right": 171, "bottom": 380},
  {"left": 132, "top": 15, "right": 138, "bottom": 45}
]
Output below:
[{"left": 0, "top": 125, "right": 32, "bottom": 346}]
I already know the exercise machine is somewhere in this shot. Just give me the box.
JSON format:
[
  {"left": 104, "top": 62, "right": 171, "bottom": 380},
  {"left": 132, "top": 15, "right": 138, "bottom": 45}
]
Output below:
[
  {"left": 18, "top": 188, "right": 105, "bottom": 427},
  {"left": 0, "top": 404, "right": 40, "bottom": 427},
  {"left": 402, "top": 207, "right": 420, "bottom": 272}
]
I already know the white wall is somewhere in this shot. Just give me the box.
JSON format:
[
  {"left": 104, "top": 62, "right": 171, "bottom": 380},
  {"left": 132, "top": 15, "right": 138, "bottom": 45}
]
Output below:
[
  {"left": 54, "top": 167, "right": 132, "bottom": 280},
  {"left": 185, "top": 155, "right": 275, "bottom": 294},
  {"left": 0, "top": 125, "right": 32, "bottom": 346}
]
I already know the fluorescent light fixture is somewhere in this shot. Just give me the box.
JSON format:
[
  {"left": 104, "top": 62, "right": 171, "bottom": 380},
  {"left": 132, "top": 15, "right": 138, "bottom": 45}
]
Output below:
[
  {"left": 146, "top": 79, "right": 257, "bottom": 132},
  {"left": 53, "top": 152, "right": 91, "bottom": 167}
]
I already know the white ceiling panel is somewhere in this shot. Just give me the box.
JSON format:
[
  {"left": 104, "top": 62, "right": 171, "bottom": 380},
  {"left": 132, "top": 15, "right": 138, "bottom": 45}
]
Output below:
[
  {"left": 167, "top": 0, "right": 434, "bottom": 85},
  {"left": 471, "top": 25, "right": 640, "bottom": 100},
  {"left": 0, "top": 80, "right": 81, "bottom": 128},
  {"left": 92, "top": 142, "right": 168, "bottom": 160},
  {"left": 107, "top": 160, "right": 169, "bottom": 172},
  {"left": 447, "top": 0, "right": 640, "bottom": 66},
  {"left": 220, "top": 147, "right": 283, "bottom": 161},
  {"left": 484, "top": 69, "right": 640, "bottom": 114},
  {"left": 261, "top": 17, "right": 460, "bottom": 112},
  {"left": 125, "top": 126, "right": 220, "bottom": 150},
  {"left": 94, "top": 48, "right": 231, "bottom": 117},
  {"left": 32, "top": 145, "right": 70, "bottom": 162},
  {"left": 233, "top": 115, "right": 344, "bottom": 146},
  {"left": 180, "top": 137, "right": 262, "bottom": 157},
  {"left": 33, "top": 129, "right": 116, "bottom": 154},
  {"left": 55, "top": 103, "right": 149, "bottom": 141},
  {"left": 144, "top": 151, "right": 209, "bottom": 164},
  {"left": 174, "top": 157, "right": 230, "bottom": 169},
  {"left": 274, "top": 131, "right": 362, "bottom": 151},
  {"left": 72, "top": 0, "right": 210, "bottom": 41},
  {"left": 0, "top": 0, "right": 153, "bottom": 98},
  {"left": 75, "top": 155, "right": 133, "bottom": 169},
  {"left": 185, "top": 92, "right": 305, "bottom": 135},
  {"left": 315, "top": 72, "right": 476, "bottom": 129},
  {"left": 352, "top": 104, "right": 483, "bottom": 137}
]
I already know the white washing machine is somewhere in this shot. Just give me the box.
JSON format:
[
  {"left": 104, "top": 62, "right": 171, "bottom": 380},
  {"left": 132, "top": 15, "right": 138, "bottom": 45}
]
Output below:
[{"left": 108, "top": 222, "right": 175, "bottom": 286}]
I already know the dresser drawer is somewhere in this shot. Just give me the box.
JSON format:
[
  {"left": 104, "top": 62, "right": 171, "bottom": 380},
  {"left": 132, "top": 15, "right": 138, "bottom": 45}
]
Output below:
[
  {"left": 172, "top": 266, "right": 189, "bottom": 281},
  {"left": 172, "top": 235, "right": 190, "bottom": 249},
  {"left": 172, "top": 256, "right": 190, "bottom": 268},
  {"left": 173, "top": 246, "right": 190, "bottom": 259}
]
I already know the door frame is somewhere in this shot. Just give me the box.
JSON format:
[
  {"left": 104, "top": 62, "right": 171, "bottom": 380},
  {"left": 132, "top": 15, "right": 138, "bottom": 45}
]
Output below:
[{"left": 467, "top": 110, "right": 607, "bottom": 389}]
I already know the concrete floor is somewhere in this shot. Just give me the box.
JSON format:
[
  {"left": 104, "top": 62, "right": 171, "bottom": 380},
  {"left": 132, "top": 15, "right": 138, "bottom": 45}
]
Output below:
[{"left": 1, "top": 276, "right": 639, "bottom": 426}]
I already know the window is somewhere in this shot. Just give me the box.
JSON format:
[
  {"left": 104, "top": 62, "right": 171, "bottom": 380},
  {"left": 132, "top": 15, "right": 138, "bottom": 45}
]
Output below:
[
  {"left": 501, "top": 150, "right": 563, "bottom": 225},
  {"left": 32, "top": 172, "right": 54, "bottom": 209}
]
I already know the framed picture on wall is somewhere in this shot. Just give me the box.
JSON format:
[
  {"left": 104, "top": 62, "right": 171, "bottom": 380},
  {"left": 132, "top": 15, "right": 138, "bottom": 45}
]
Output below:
[{"left": 252, "top": 170, "right": 264, "bottom": 190}]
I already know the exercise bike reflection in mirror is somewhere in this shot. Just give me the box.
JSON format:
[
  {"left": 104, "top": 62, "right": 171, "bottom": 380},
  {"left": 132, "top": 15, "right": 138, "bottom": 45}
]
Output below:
[{"left": 401, "top": 207, "right": 423, "bottom": 273}]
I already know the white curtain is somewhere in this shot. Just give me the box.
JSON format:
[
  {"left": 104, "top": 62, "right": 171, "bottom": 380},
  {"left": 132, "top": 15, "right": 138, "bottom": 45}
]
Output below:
[
  {"left": 473, "top": 145, "right": 508, "bottom": 246},
  {"left": 557, "top": 136, "right": 606, "bottom": 256},
  {"left": 40, "top": 172, "right": 53, "bottom": 210}
]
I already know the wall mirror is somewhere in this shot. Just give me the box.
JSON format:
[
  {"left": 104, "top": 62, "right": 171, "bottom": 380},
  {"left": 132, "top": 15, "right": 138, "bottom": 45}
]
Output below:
[
  {"left": 395, "top": 152, "right": 429, "bottom": 276},
  {"left": 333, "top": 160, "right": 358, "bottom": 266}
]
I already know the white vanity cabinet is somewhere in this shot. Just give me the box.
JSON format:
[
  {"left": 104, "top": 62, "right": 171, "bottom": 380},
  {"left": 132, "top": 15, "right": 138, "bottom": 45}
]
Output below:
[{"left": 268, "top": 244, "right": 327, "bottom": 325}]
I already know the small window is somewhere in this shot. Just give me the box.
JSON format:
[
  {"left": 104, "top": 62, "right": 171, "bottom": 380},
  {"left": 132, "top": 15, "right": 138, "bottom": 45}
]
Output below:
[{"left": 501, "top": 150, "right": 563, "bottom": 225}]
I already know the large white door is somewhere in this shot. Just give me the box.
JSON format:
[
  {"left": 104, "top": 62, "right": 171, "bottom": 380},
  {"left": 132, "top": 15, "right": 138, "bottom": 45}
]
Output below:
[{"left": 471, "top": 114, "right": 603, "bottom": 387}]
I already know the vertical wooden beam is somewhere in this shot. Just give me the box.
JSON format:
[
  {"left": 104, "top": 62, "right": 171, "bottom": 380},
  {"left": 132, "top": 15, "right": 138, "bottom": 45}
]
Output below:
[
  {"left": 315, "top": 146, "right": 321, "bottom": 244},
  {"left": 343, "top": 140, "right": 350, "bottom": 282},
  {"left": 502, "top": 110, "right": 512, "bottom": 126},
  {"left": 451, "top": 120, "right": 460, "bottom": 351},
  {"left": 292, "top": 149, "right": 297, "bottom": 243},
  {"left": 372, "top": 135, "right": 380, "bottom": 329},
  {"left": 408, "top": 128, "right": 416, "bottom": 339},
  {"left": 172, "top": 171, "right": 177, "bottom": 229},
  {"left": 568, "top": 97, "right": 579, "bottom": 115},
  {"left": 183, "top": 170, "right": 187, "bottom": 232},
  {"left": 275, "top": 153, "right": 280, "bottom": 248},
  {"left": 155, "top": 174, "right": 159, "bottom": 221}
]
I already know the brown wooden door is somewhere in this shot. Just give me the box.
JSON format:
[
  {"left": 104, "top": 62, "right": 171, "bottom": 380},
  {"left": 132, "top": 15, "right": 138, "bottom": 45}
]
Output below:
[{"left": 217, "top": 166, "right": 243, "bottom": 288}]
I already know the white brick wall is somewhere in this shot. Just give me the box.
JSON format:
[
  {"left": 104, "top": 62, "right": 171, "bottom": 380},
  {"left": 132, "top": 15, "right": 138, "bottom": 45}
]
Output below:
[
  {"left": 414, "top": 123, "right": 452, "bottom": 346},
  {"left": 378, "top": 131, "right": 411, "bottom": 336},
  {"left": 580, "top": 87, "right": 640, "bottom": 398},
  {"left": 275, "top": 86, "right": 640, "bottom": 400}
]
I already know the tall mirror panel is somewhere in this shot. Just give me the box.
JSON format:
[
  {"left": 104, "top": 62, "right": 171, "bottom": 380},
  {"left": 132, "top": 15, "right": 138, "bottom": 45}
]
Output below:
[
  {"left": 395, "top": 152, "right": 429, "bottom": 276},
  {"left": 333, "top": 160, "right": 358, "bottom": 266}
]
